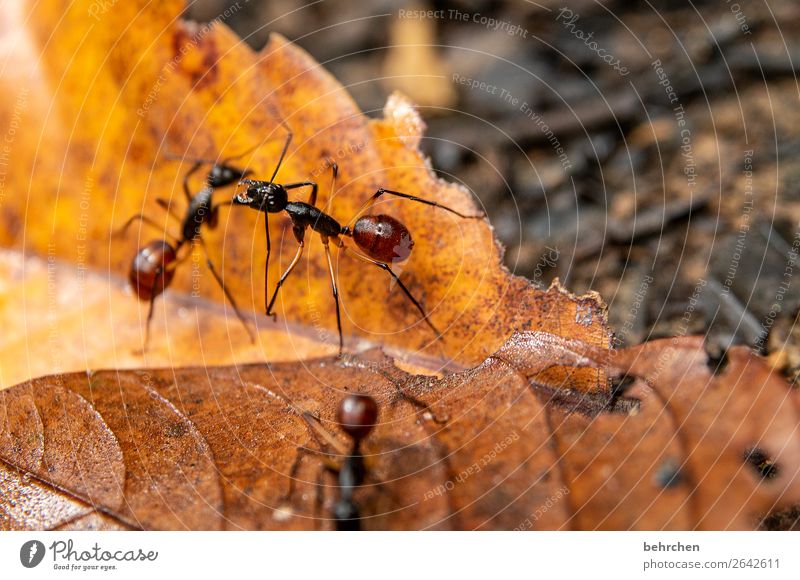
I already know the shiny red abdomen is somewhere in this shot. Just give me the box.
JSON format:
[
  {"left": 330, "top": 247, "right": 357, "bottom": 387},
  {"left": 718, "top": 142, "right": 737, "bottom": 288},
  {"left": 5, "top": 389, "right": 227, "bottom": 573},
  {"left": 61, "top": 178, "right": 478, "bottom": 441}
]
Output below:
[
  {"left": 352, "top": 214, "right": 414, "bottom": 263},
  {"left": 129, "top": 240, "right": 177, "bottom": 301}
]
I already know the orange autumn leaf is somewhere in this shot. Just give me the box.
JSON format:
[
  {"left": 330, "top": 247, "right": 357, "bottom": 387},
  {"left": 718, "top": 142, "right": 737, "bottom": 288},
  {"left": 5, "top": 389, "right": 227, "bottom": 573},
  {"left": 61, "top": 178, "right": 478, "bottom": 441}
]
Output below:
[{"left": 0, "top": 0, "right": 608, "bottom": 381}]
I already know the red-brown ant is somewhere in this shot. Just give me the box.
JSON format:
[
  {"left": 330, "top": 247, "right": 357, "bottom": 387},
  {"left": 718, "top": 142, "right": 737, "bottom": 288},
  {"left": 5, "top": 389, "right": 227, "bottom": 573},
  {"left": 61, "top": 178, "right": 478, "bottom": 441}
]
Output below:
[
  {"left": 117, "top": 142, "right": 268, "bottom": 349},
  {"left": 333, "top": 393, "right": 379, "bottom": 531},
  {"left": 232, "top": 134, "right": 483, "bottom": 354},
  {"left": 283, "top": 393, "right": 380, "bottom": 530}
]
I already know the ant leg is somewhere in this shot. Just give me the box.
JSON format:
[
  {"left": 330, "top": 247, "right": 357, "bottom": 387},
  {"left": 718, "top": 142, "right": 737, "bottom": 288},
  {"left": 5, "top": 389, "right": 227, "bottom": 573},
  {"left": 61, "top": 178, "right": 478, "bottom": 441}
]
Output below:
[
  {"left": 283, "top": 181, "right": 318, "bottom": 205},
  {"left": 196, "top": 237, "right": 256, "bottom": 344},
  {"left": 313, "top": 466, "right": 328, "bottom": 530},
  {"left": 139, "top": 255, "right": 185, "bottom": 352},
  {"left": 265, "top": 214, "right": 271, "bottom": 315},
  {"left": 182, "top": 161, "right": 205, "bottom": 201},
  {"left": 346, "top": 187, "right": 484, "bottom": 229},
  {"left": 266, "top": 237, "right": 305, "bottom": 319},
  {"left": 114, "top": 214, "right": 181, "bottom": 244},
  {"left": 282, "top": 446, "right": 340, "bottom": 501},
  {"left": 142, "top": 267, "right": 162, "bottom": 352},
  {"left": 233, "top": 189, "right": 274, "bottom": 314},
  {"left": 321, "top": 236, "right": 343, "bottom": 356},
  {"left": 220, "top": 133, "right": 274, "bottom": 166},
  {"left": 155, "top": 198, "right": 181, "bottom": 221},
  {"left": 338, "top": 241, "right": 441, "bottom": 336}
]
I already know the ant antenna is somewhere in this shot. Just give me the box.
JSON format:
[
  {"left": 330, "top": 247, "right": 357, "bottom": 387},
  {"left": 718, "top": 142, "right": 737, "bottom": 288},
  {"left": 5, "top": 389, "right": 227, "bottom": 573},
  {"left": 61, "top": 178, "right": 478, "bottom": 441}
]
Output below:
[
  {"left": 269, "top": 117, "right": 293, "bottom": 183},
  {"left": 325, "top": 159, "right": 338, "bottom": 214},
  {"left": 161, "top": 132, "right": 271, "bottom": 167},
  {"left": 219, "top": 133, "right": 273, "bottom": 165}
]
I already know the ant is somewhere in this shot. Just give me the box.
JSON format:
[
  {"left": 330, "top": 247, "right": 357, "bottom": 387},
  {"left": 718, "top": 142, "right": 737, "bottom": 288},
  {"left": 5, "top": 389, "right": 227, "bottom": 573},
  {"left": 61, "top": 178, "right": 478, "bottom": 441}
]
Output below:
[
  {"left": 332, "top": 393, "right": 379, "bottom": 531},
  {"left": 232, "top": 132, "right": 483, "bottom": 354},
  {"left": 281, "top": 393, "right": 379, "bottom": 530},
  {"left": 117, "top": 141, "right": 267, "bottom": 349}
]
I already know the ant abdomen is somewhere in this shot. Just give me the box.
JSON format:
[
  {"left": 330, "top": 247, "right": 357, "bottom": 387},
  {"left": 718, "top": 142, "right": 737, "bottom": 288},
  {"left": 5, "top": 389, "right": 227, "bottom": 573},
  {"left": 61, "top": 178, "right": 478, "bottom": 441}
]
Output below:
[
  {"left": 352, "top": 214, "right": 414, "bottom": 263},
  {"left": 337, "top": 393, "right": 379, "bottom": 442},
  {"left": 129, "top": 240, "right": 177, "bottom": 301}
]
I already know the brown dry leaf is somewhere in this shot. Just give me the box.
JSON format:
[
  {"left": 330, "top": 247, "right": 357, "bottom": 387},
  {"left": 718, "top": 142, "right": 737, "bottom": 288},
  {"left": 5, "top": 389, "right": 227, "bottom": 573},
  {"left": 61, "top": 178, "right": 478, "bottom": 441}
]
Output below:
[
  {"left": 1, "top": 331, "right": 798, "bottom": 530},
  {"left": 0, "top": 249, "right": 333, "bottom": 390},
  {"left": 0, "top": 0, "right": 608, "bottom": 385},
  {"left": 1, "top": 0, "right": 797, "bottom": 532}
]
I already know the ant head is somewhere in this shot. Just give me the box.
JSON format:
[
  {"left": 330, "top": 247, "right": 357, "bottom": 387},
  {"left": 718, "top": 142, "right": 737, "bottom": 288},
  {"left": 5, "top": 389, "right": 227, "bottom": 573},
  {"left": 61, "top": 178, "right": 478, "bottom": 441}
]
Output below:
[
  {"left": 233, "top": 180, "right": 288, "bottom": 213},
  {"left": 208, "top": 163, "right": 251, "bottom": 189},
  {"left": 337, "top": 393, "right": 378, "bottom": 442}
]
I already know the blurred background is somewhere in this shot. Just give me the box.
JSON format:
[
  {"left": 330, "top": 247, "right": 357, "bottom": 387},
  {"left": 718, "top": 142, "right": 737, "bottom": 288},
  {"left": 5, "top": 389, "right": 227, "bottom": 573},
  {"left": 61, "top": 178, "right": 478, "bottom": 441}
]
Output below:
[{"left": 187, "top": 0, "right": 800, "bottom": 384}]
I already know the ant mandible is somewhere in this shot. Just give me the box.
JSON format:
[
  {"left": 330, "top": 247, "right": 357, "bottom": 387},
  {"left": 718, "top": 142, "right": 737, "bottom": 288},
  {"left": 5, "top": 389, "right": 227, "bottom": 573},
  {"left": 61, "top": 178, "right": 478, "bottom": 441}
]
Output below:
[
  {"left": 333, "top": 393, "right": 378, "bottom": 531},
  {"left": 232, "top": 136, "right": 483, "bottom": 354},
  {"left": 117, "top": 140, "right": 269, "bottom": 349}
]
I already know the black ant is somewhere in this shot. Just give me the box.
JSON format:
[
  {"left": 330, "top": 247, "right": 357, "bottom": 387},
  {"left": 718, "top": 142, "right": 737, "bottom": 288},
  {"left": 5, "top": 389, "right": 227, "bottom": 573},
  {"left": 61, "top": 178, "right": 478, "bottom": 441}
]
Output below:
[
  {"left": 283, "top": 393, "right": 379, "bottom": 530},
  {"left": 333, "top": 393, "right": 378, "bottom": 530},
  {"left": 116, "top": 141, "right": 267, "bottom": 349},
  {"left": 232, "top": 133, "right": 483, "bottom": 354}
]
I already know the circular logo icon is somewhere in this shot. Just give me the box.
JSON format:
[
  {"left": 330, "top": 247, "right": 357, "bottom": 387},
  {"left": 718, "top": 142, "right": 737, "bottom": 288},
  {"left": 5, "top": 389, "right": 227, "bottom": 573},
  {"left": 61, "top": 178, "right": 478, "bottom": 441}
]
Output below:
[{"left": 20, "top": 540, "right": 46, "bottom": 568}]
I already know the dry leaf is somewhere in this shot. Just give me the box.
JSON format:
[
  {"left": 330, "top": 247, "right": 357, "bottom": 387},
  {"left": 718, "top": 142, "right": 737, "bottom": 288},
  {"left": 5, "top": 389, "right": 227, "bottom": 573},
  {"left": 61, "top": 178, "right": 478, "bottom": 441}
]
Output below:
[
  {"left": 1, "top": 331, "right": 798, "bottom": 530},
  {"left": 0, "top": 0, "right": 797, "bottom": 532},
  {"left": 0, "top": 0, "right": 608, "bottom": 381}
]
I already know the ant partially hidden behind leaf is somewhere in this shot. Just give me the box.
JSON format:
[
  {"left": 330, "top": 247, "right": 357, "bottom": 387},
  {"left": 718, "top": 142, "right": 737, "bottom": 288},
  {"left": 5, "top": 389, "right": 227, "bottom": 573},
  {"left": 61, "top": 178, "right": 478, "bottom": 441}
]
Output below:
[
  {"left": 286, "top": 393, "right": 379, "bottom": 531},
  {"left": 232, "top": 130, "right": 484, "bottom": 355},
  {"left": 332, "top": 393, "right": 379, "bottom": 530},
  {"left": 116, "top": 138, "right": 271, "bottom": 350}
]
